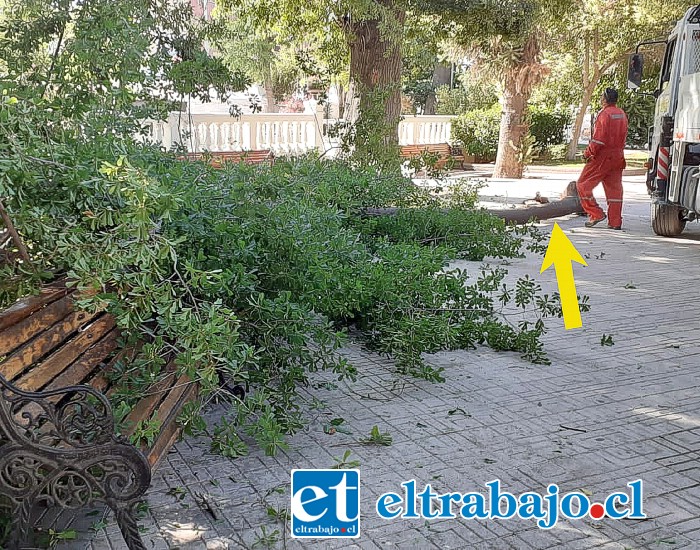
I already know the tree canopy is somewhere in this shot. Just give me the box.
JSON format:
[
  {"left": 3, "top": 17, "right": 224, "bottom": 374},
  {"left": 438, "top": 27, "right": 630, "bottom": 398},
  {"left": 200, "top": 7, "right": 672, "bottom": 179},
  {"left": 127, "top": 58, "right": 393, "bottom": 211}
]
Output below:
[
  {"left": 1, "top": 0, "right": 247, "bottom": 118},
  {"left": 543, "top": 0, "right": 697, "bottom": 159}
]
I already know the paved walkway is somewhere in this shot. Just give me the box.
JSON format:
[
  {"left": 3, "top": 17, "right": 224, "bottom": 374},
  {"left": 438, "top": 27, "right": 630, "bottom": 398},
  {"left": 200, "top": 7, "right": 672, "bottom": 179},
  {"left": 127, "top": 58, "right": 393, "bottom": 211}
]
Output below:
[{"left": 79, "top": 174, "right": 700, "bottom": 549}]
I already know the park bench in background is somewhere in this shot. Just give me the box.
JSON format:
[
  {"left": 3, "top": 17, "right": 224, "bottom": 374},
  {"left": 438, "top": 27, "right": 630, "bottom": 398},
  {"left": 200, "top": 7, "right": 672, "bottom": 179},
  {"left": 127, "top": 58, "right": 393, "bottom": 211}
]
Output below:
[
  {"left": 399, "top": 143, "right": 466, "bottom": 171},
  {"left": 0, "top": 280, "right": 197, "bottom": 550},
  {"left": 182, "top": 149, "right": 274, "bottom": 168}
]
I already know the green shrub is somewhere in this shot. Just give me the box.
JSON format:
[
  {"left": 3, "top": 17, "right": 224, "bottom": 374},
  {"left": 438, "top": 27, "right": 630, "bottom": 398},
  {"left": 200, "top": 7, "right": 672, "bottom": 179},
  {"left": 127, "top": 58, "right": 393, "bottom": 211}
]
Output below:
[
  {"left": 435, "top": 86, "right": 470, "bottom": 115},
  {"left": 0, "top": 89, "right": 577, "bottom": 457},
  {"left": 543, "top": 143, "right": 569, "bottom": 161},
  {"left": 403, "top": 80, "right": 435, "bottom": 114},
  {"left": 435, "top": 82, "right": 499, "bottom": 115},
  {"left": 529, "top": 106, "right": 571, "bottom": 152},
  {"left": 451, "top": 104, "right": 502, "bottom": 161}
]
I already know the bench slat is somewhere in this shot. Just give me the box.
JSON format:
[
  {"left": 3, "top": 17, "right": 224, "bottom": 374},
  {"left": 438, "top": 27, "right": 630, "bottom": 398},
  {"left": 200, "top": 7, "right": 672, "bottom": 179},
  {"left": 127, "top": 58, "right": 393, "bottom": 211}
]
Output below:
[
  {"left": 43, "top": 331, "right": 119, "bottom": 396},
  {"left": 0, "top": 294, "right": 75, "bottom": 357},
  {"left": 15, "top": 314, "right": 114, "bottom": 391},
  {"left": 88, "top": 344, "right": 141, "bottom": 394},
  {"left": 121, "top": 368, "right": 178, "bottom": 437},
  {"left": 184, "top": 150, "right": 273, "bottom": 167},
  {"left": 400, "top": 143, "right": 466, "bottom": 172},
  {"left": 0, "top": 309, "right": 100, "bottom": 381},
  {"left": 0, "top": 284, "right": 70, "bottom": 333},
  {"left": 146, "top": 375, "right": 197, "bottom": 468}
]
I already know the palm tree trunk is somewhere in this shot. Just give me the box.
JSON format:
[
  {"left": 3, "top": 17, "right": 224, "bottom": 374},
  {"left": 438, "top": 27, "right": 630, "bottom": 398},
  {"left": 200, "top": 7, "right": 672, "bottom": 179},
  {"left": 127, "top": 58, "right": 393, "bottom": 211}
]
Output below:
[
  {"left": 493, "top": 89, "right": 528, "bottom": 179},
  {"left": 493, "top": 34, "right": 541, "bottom": 179}
]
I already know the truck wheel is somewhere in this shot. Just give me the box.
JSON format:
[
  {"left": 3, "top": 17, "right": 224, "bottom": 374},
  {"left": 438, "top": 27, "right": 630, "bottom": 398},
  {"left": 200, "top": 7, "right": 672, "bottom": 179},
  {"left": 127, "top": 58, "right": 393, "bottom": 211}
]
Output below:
[{"left": 651, "top": 203, "right": 686, "bottom": 236}]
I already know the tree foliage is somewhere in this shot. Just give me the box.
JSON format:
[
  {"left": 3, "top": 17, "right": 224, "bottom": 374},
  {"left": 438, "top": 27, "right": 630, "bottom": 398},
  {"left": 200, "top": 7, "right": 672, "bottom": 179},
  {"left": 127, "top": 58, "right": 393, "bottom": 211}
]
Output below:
[
  {"left": 1, "top": 0, "right": 583, "bottom": 458},
  {"left": 0, "top": 0, "right": 248, "bottom": 127},
  {"left": 401, "top": 13, "right": 451, "bottom": 114},
  {"left": 214, "top": 13, "right": 302, "bottom": 112},
  {"left": 451, "top": 104, "right": 502, "bottom": 159},
  {"left": 1, "top": 87, "right": 573, "bottom": 454},
  {"left": 430, "top": 62, "right": 501, "bottom": 115},
  {"left": 217, "top": 0, "right": 407, "bottom": 167},
  {"left": 433, "top": 0, "right": 574, "bottom": 177},
  {"left": 542, "top": 0, "right": 697, "bottom": 159}
]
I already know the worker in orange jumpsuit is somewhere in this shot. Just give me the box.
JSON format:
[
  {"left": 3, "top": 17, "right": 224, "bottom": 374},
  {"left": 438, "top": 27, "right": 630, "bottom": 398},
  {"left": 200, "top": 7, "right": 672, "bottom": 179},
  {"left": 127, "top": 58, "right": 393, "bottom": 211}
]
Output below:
[{"left": 576, "top": 88, "right": 629, "bottom": 229}]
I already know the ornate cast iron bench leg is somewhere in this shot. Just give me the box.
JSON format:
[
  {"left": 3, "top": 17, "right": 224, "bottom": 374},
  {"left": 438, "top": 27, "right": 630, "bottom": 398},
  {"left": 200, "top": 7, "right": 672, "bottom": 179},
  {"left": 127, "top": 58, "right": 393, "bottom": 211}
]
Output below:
[
  {"left": 115, "top": 502, "right": 148, "bottom": 550},
  {"left": 0, "top": 373, "right": 151, "bottom": 550}
]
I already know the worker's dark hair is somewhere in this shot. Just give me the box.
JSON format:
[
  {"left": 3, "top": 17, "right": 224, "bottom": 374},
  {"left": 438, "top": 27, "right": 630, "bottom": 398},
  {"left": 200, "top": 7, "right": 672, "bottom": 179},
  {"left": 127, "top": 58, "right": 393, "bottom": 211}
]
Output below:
[{"left": 603, "top": 88, "right": 618, "bottom": 104}]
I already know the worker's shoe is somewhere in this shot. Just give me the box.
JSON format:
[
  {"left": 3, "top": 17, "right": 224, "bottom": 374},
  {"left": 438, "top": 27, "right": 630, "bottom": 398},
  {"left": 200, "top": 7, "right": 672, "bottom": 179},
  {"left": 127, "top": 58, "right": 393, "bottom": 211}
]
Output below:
[
  {"left": 584, "top": 214, "right": 607, "bottom": 228},
  {"left": 607, "top": 225, "right": 622, "bottom": 230}
]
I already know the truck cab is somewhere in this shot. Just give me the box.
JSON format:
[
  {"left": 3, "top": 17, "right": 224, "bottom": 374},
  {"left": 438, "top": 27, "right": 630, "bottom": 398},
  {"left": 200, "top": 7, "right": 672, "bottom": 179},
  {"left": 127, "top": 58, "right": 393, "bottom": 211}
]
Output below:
[{"left": 631, "top": 5, "right": 700, "bottom": 236}]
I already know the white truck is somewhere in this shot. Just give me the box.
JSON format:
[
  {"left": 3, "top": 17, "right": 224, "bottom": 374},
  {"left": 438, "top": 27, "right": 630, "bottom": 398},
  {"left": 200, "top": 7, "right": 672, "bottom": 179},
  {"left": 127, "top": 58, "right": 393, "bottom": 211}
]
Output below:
[{"left": 628, "top": 5, "right": 700, "bottom": 236}]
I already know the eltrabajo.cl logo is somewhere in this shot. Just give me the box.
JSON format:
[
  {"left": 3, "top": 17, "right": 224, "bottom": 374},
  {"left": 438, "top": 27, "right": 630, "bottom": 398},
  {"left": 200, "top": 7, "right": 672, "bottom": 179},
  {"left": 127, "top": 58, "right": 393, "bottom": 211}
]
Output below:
[
  {"left": 290, "top": 469, "right": 360, "bottom": 538},
  {"left": 290, "top": 470, "right": 646, "bottom": 538}
]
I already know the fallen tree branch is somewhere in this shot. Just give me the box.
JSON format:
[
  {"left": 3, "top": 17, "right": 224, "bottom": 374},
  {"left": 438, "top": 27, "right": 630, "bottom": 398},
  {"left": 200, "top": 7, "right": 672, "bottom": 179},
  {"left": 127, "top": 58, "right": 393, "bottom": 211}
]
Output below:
[{"left": 362, "top": 181, "right": 584, "bottom": 224}]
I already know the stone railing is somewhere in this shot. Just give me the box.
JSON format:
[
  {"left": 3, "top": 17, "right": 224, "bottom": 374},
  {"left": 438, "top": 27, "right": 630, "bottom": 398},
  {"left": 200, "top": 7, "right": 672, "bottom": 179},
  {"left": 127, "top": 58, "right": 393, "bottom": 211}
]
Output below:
[
  {"left": 398, "top": 115, "right": 454, "bottom": 146},
  {"left": 147, "top": 113, "right": 456, "bottom": 153},
  {"left": 148, "top": 111, "right": 325, "bottom": 155}
]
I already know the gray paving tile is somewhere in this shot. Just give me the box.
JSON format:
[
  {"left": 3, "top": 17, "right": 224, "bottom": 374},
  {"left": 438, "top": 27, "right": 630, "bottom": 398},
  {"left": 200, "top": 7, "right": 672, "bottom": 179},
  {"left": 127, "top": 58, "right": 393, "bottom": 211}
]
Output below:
[{"left": 58, "top": 176, "right": 700, "bottom": 549}]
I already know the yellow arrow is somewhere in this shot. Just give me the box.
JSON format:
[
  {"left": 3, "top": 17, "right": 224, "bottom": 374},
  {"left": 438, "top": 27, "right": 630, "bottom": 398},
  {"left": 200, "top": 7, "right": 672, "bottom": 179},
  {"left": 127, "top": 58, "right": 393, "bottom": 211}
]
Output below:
[{"left": 540, "top": 223, "right": 588, "bottom": 330}]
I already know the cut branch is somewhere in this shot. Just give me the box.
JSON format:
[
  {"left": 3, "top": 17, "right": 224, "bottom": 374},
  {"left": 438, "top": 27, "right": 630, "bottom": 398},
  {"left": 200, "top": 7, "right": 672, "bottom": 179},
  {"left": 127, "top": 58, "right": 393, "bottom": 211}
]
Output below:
[
  {"left": 361, "top": 182, "right": 584, "bottom": 225},
  {"left": 0, "top": 199, "right": 31, "bottom": 264}
]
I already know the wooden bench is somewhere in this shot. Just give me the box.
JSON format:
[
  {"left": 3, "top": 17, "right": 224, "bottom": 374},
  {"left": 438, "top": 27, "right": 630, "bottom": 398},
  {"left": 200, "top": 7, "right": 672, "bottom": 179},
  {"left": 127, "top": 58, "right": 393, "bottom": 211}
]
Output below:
[
  {"left": 0, "top": 280, "right": 197, "bottom": 550},
  {"left": 400, "top": 143, "right": 466, "bottom": 171},
  {"left": 182, "top": 149, "right": 274, "bottom": 168}
]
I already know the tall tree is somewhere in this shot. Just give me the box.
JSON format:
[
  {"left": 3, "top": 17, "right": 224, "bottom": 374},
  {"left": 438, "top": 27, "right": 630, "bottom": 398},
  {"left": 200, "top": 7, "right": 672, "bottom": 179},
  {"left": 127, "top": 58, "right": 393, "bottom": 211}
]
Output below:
[
  {"left": 344, "top": 0, "right": 406, "bottom": 146},
  {"left": 0, "top": 0, "right": 247, "bottom": 131},
  {"left": 219, "top": 0, "right": 406, "bottom": 165},
  {"left": 485, "top": 31, "right": 547, "bottom": 178},
  {"left": 435, "top": 0, "right": 572, "bottom": 178},
  {"left": 401, "top": 14, "right": 447, "bottom": 115},
  {"left": 550, "top": 0, "right": 697, "bottom": 161},
  {"left": 215, "top": 13, "right": 302, "bottom": 113}
]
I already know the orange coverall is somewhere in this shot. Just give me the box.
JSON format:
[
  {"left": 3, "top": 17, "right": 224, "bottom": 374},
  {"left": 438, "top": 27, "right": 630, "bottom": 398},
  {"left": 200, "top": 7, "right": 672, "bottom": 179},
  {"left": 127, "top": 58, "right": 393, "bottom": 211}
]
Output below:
[{"left": 576, "top": 105, "right": 629, "bottom": 227}]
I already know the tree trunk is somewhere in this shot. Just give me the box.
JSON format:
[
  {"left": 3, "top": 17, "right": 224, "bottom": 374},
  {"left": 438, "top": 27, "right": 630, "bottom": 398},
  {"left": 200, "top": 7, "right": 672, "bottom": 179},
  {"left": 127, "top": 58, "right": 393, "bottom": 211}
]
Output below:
[
  {"left": 346, "top": 0, "right": 405, "bottom": 147},
  {"left": 566, "top": 60, "right": 617, "bottom": 160},
  {"left": 263, "top": 80, "right": 278, "bottom": 113},
  {"left": 566, "top": 33, "right": 606, "bottom": 161},
  {"left": 361, "top": 182, "right": 584, "bottom": 225},
  {"left": 566, "top": 87, "right": 594, "bottom": 161},
  {"left": 342, "top": 79, "right": 359, "bottom": 123},
  {"left": 424, "top": 64, "right": 451, "bottom": 115},
  {"left": 493, "top": 90, "right": 529, "bottom": 178},
  {"left": 336, "top": 82, "right": 346, "bottom": 119},
  {"left": 493, "top": 34, "right": 542, "bottom": 179}
]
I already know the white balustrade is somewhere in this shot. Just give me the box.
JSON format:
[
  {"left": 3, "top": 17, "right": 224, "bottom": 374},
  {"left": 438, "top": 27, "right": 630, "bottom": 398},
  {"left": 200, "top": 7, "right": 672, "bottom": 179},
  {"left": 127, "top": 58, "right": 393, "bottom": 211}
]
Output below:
[
  {"left": 147, "top": 112, "right": 323, "bottom": 155},
  {"left": 147, "top": 113, "right": 456, "bottom": 153},
  {"left": 140, "top": 119, "right": 172, "bottom": 150},
  {"left": 398, "top": 115, "right": 454, "bottom": 146}
]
